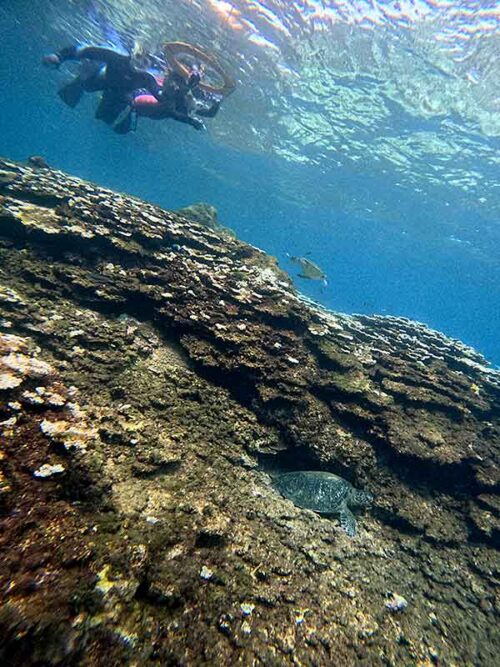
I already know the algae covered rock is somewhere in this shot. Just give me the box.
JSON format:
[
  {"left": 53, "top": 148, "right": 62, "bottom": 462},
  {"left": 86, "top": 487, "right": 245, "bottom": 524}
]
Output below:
[
  {"left": 176, "top": 201, "right": 219, "bottom": 228},
  {"left": 176, "top": 201, "right": 236, "bottom": 237}
]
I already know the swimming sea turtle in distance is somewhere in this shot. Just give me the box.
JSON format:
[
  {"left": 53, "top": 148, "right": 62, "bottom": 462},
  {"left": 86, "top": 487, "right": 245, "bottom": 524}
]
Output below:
[
  {"left": 273, "top": 471, "right": 373, "bottom": 537},
  {"left": 287, "top": 254, "right": 328, "bottom": 286}
]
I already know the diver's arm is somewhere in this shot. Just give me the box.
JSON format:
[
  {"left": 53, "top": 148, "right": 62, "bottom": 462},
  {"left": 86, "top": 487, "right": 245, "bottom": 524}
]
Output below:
[
  {"left": 161, "top": 100, "right": 205, "bottom": 129},
  {"left": 174, "top": 112, "right": 205, "bottom": 130},
  {"left": 152, "top": 107, "right": 205, "bottom": 129},
  {"left": 133, "top": 94, "right": 205, "bottom": 129},
  {"left": 195, "top": 98, "right": 221, "bottom": 118}
]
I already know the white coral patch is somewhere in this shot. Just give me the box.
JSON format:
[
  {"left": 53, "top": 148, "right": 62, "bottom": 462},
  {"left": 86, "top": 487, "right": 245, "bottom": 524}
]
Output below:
[
  {"left": 0, "top": 416, "right": 17, "bottom": 428},
  {"left": 46, "top": 392, "right": 66, "bottom": 407},
  {"left": 0, "top": 373, "right": 23, "bottom": 390},
  {"left": 34, "top": 463, "right": 65, "bottom": 478},
  {"left": 200, "top": 566, "right": 213, "bottom": 580},
  {"left": 2, "top": 353, "right": 52, "bottom": 378},
  {"left": 240, "top": 603, "right": 255, "bottom": 616},
  {"left": 21, "top": 391, "right": 45, "bottom": 405},
  {"left": 40, "top": 418, "right": 94, "bottom": 451},
  {"left": 0, "top": 333, "right": 25, "bottom": 352}
]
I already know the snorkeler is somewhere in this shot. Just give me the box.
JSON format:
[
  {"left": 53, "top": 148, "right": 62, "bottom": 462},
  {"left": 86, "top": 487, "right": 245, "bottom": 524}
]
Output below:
[
  {"left": 114, "top": 65, "right": 223, "bottom": 134},
  {"left": 114, "top": 42, "right": 235, "bottom": 134},
  {"left": 42, "top": 44, "right": 162, "bottom": 128}
]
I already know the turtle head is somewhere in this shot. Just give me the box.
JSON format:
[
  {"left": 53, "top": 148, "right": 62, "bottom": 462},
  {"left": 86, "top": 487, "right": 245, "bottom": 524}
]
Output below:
[{"left": 349, "top": 488, "right": 373, "bottom": 507}]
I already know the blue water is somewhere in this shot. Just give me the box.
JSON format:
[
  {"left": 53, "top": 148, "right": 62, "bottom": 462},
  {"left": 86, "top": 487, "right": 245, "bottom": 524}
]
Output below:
[{"left": 1, "top": 0, "right": 499, "bottom": 365}]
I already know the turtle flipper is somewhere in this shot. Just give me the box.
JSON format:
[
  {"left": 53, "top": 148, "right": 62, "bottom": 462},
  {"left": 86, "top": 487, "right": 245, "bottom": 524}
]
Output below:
[{"left": 339, "top": 506, "right": 357, "bottom": 537}]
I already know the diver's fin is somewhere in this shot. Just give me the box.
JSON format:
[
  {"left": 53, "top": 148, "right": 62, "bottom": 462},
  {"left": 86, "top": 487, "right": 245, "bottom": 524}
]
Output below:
[
  {"left": 113, "top": 106, "right": 134, "bottom": 134},
  {"left": 58, "top": 79, "right": 85, "bottom": 108},
  {"left": 339, "top": 507, "right": 357, "bottom": 537}
]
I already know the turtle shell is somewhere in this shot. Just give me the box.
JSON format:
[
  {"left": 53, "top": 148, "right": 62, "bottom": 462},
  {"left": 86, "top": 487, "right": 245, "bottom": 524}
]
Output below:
[{"left": 274, "top": 471, "right": 351, "bottom": 514}]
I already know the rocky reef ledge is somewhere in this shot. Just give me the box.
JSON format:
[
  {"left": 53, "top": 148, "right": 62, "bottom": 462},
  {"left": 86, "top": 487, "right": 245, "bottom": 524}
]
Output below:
[{"left": 0, "top": 158, "right": 498, "bottom": 666}]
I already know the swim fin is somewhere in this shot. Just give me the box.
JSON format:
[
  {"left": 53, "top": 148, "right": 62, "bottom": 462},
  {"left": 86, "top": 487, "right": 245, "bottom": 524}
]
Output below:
[
  {"left": 113, "top": 107, "right": 135, "bottom": 134},
  {"left": 58, "top": 79, "right": 85, "bottom": 108}
]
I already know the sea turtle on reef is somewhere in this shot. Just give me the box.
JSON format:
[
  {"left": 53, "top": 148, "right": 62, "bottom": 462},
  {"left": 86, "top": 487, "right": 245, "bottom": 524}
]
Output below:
[{"left": 273, "top": 471, "right": 373, "bottom": 537}]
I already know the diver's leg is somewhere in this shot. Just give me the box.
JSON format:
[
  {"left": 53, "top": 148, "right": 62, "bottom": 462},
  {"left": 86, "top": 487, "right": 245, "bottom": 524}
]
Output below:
[
  {"left": 58, "top": 77, "right": 85, "bottom": 107},
  {"left": 79, "top": 61, "right": 106, "bottom": 92},
  {"left": 57, "top": 59, "right": 105, "bottom": 108},
  {"left": 95, "top": 92, "right": 127, "bottom": 124},
  {"left": 113, "top": 106, "right": 136, "bottom": 134},
  {"left": 339, "top": 506, "right": 357, "bottom": 537}
]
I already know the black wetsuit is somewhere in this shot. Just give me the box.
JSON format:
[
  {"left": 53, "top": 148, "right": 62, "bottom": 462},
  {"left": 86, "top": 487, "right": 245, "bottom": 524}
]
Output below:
[
  {"left": 56, "top": 45, "right": 161, "bottom": 125},
  {"left": 191, "top": 86, "right": 222, "bottom": 119},
  {"left": 128, "top": 70, "right": 222, "bottom": 133}
]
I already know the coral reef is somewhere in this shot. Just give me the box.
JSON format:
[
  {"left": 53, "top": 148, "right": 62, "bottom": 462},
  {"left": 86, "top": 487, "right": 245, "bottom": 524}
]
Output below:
[
  {"left": 176, "top": 201, "right": 236, "bottom": 238},
  {"left": 0, "top": 157, "right": 498, "bottom": 665},
  {"left": 176, "top": 202, "right": 220, "bottom": 229}
]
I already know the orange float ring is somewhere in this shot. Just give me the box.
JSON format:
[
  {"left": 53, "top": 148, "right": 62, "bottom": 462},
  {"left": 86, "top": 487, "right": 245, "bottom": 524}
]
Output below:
[{"left": 163, "top": 41, "right": 236, "bottom": 97}]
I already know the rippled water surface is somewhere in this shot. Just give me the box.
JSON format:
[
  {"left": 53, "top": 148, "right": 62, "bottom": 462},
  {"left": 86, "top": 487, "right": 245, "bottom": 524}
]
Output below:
[
  {"left": 57, "top": 0, "right": 500, "bottom": 200},
  {"left": 1, "top": 0, "right": 499, "bottom": 363}
]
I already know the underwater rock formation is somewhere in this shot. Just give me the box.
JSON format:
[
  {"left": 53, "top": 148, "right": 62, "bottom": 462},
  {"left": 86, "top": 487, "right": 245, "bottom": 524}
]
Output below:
[
  {"left": 176, "top": 201, "right": 221, "bottom": 229},
  {"left": 0, "top": 157, "right": 498, "bottom": 666},
  {"left": 176, "top": 202, "right": 236, "bottom": 238}
]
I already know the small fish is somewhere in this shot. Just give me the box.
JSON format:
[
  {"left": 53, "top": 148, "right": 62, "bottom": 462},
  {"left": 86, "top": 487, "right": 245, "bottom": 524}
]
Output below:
[{"left": 287, "top": 254, "right": 328, "bottom": 286}]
